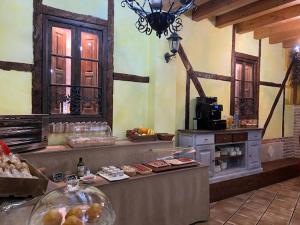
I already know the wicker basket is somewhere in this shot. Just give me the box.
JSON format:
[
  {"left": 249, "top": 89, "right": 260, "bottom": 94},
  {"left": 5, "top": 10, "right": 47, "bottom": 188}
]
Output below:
[
  {"left": 157, "top": 133, "right": 175, "bottom": 141},
  {"left": 0, "top": 160, "right": 49, "bottom": 198}
]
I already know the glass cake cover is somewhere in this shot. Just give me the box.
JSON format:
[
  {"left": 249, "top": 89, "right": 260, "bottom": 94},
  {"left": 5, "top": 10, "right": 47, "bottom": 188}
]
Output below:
[{"left": 28, "top": 185, "right": 115, "bottom": 225}]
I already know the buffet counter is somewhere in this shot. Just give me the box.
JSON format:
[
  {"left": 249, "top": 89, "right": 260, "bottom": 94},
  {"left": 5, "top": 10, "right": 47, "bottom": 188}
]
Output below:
[
  {"left": 20, "top": 140, "right": 173, "bottom": 176},
  {"left": 1, "top": 165, "right": 209, "bottom": 225}
]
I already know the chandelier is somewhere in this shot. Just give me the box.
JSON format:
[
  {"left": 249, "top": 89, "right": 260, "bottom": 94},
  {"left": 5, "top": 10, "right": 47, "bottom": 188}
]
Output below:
[{"left": 121, "top": 0, "right": 194, "bottom": 38}]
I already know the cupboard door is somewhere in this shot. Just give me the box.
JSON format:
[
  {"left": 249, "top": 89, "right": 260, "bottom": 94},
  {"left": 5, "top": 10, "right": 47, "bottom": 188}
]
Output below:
[
  {"left": 247, "top": 141, "right": 261, "bottom": 169},
  {"left": 195, "top": 134, "right": 214, "bottom": 145},
  {"left": 178, "top": 134, "right": 194, "bottom": 147},
  {"left": 198, "top": 151, "right": 214, "bottom": 177}
]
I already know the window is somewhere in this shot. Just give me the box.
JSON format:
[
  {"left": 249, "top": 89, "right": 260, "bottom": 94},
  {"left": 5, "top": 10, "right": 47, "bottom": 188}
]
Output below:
[
  {"left": 43, "top": 16, "right": 107, "bottom": 121},
  {"left": 231, "top": 53, "right": 259, "bottom": 121}
]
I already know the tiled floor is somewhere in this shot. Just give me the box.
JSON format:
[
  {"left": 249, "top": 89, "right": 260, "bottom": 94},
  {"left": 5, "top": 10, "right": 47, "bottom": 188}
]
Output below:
[{"left": 199, "top": 177, "right": 300, "bottom": 225}]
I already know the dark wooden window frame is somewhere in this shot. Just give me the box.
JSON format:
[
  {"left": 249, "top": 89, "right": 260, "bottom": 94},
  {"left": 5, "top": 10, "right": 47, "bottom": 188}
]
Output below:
[
  {"left": 230, "top": 52, "right": 260, "bottom": 120},
  {"left": 32, "top": 0, "right": 114, "bottom": 126},
  {"left": 43, "top": 15, "right": 107, "bottom": 121}
]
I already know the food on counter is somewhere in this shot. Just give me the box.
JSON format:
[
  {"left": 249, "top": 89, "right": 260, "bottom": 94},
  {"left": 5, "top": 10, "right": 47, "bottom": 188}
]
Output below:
[
  {"left": 128, "top": 127, "right": 155, "bottom": 136},
  {"left": 67, "top": 136, "right": 117, "bottom": 148},
  {"left": 146, "top": 160, "right": 170, "bottom": 168},
  {"left": 86, "top": 203, "right": 103, "bottom": 223},
  {"left": 0, "top": 153, "right": 33, "bottom": 178},
  {"left": 133, "top": 164, "right": 152, "bottom": 175},
  {"left": 62, "top": 215, "right": 83, "bottom": 225},
  {"left": 97, "top": 166, "right": 129, "bottom": 181},
  {"left": 165, "top": 158, "right": 195, "bottom": 166},
  {"left": 121, "top": 165, "right": 137, "bottom": 177},
  {"left": 43, "top": 209, "right": 63, "bottom": 225},
  {"left": 65, "top": 207, "right": 83, "bottom": 220}
]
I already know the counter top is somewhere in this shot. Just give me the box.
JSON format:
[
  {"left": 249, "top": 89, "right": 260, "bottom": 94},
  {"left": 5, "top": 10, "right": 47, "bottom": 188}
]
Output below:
[
  {"left": 20, "top": 140, "right": 174, "bottom": 156},
  {"left": 178, "top": 128, "right": 263, "bottom": 134}
]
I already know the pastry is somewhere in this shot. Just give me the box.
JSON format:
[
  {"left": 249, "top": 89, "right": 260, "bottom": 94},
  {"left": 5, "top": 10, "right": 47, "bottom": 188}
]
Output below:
[
  {"left": 86, "top": 203, "right": 103, "bottom": 223},
  {"left": 122, "top": 165, "right": 137, "bottom": 177},
  {"left": 132, "top": 164, "right": 152, "bottom": 175},
  {"left": 43, "top": 209, "right": 63, "bottom": 225},
  {"left": 65, "top": 207, "right": 83, "bottom": 219},
  {"left": 62, "top": 215, "right": 83, "bottom": 225},
  {"left": 146, "top": 160, "right": 170, "bottom": 168}
]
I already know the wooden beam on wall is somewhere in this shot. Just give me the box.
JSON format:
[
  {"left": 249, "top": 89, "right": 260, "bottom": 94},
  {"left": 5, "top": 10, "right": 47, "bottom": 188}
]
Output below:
[
  {"left": 216, "top": 0, "right": 298, "bottom": 28},
  {"left": 236, "top": 4, "right": 300, "bottom": 34},
  {"left": 263, "top": 56, "right": 295, "bottom": 137},
  {"left": 269, "top": 29, "right": 300, "bottom": 44},
  {"left": 178, "top": 44, "right": 206, "bottom": 97},
  {"left": 260, "top": 81, "right": 282, "bottom": 87},
  {"left": 192, "top": 0, "right": 257, "bottom": 22},
  {"left": 113, "top": 73, "right": 150, "bottom": 83},
  {"left": 32, "top": 0, "right": 43, "bottom": 114},
  {"left": 185, "top": 75, "right": 190, "bottom": 130},
  {"left": 195, "top": 71, "right": 232, "bottom": 82},
  {"left": 107, "top": 0, "right": 114, "bottom": 129},
  {"left": 283, "top": 38, "right": 300, "bottom": 48},
  {"left": 254, "top": 18, "right": 300, "bottom": 40},
  {"left": 0, "top": 61, "right": 33, "bottom": 72},
  {"left": 41, "top": 4, "right": 108, "bottom": 26}
]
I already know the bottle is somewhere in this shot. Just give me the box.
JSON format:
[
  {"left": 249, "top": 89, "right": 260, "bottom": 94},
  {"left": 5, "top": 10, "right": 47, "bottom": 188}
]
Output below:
[
  {"left": 77, "top": 157, "right": 85, "bottom": 178},
  {"left": 233, "top": 113, "right": 239, "bottom": 129}
]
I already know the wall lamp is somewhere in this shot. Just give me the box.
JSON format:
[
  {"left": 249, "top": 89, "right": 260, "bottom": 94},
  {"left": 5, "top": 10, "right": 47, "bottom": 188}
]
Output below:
[{"left": 164, "top": 32, "right": 182, "bottom": 63}]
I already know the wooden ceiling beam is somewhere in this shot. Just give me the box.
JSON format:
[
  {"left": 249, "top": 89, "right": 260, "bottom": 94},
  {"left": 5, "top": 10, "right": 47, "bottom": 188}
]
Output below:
[
  {"left": 236, "top": 4, "right": 300, "bottom": 33},
  {"left": 192, "top": 0, "right": 258, "bottom": 22},
  {"left": 254, "top": 18, "right": 300, "bottom": 39},
  {"left": 269, "top": 29, "right": 300, "bottom": 43},
  {"left": 283, "top": 38, "right": 300, "bottom": 48},
  {"left": 216, "top": 0, "right": 300, "bottom": 28}
]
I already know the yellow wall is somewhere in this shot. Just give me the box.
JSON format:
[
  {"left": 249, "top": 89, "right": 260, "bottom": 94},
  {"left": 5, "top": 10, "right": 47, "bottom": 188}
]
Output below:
[
  {"left": 0, "top": 70, "right": 32, "bottom": 114},
  {"left": 0, "top": 0, "right": 291, "bottom": 140}
]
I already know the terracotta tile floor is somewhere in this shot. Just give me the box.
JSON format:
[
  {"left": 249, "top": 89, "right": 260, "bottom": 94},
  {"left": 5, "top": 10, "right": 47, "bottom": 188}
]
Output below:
[{"left": 198, "top": 177, "right": 300, "bottom": 225}]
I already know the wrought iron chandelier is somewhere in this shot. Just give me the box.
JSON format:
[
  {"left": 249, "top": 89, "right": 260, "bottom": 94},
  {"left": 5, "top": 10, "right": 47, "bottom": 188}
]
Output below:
[{"left": 121, "top": 0, "right": 194, "bottom": 38}]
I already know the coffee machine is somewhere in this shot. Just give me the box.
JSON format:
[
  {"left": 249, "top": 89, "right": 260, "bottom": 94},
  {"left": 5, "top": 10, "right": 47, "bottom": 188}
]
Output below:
[{"left": 193, "top": 97, "right": 226, "bottom": 130}]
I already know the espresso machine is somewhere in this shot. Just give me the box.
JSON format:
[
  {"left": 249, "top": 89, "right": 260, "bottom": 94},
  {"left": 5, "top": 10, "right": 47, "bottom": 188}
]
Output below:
[{"left": 193, "top": 97, "right": 226, "bottom": 130}]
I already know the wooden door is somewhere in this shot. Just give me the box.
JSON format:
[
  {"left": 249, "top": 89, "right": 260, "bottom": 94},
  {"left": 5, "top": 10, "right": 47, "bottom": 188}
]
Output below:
[
  {"left": 81, "top": 32, "right": 99, "bottom": 114},
  {"left": 51, "top": 27, "right": 67, "bottom": 114}
]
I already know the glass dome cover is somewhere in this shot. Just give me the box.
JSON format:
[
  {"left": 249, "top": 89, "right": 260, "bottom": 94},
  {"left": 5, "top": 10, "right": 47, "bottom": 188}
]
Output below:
[{"left": 28, "top": 185, "right": 115, "bottom": 225}]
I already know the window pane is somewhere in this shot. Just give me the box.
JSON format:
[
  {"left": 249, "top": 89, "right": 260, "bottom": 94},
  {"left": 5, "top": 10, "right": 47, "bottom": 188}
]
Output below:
[
  {"left": 245, "top": 64, "right": 253, "bottom": 81},
  {"left": 81, "top": 60, "right": 98, "bottom": 87},
  {"left": 234, "top": 98, "right": 240, "bottom": 115},
  {"left": 51, "top": 57, "right": 71, "bottom": 85},
  {"left": 235, "top": 63, "right": 243, "bottom": 80},
  {"left": 240, "top": 99, "right": 255, "bottom": 116},
  {"left": 50, "top": 86, "right": 71, "bottom": 114},
  {"left": 52, "top": 27, "right": 72, "bottom": 57},
  {"left": 243, "top": 82, "right": 253, "bottom": 98},
  {"left": 235, "top": 81, "right": 241, "bottom": 98},
  {"left": 81, "top": 32, "right": 99, "bottom": 60},
  {"left": 80, "top": 87, "right": 99, "bottom": 115}
]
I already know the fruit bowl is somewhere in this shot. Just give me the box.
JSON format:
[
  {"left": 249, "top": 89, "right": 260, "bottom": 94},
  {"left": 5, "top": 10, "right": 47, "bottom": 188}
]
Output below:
[{"left": 126, "top": 129, "right": 157, "bottom": 142}]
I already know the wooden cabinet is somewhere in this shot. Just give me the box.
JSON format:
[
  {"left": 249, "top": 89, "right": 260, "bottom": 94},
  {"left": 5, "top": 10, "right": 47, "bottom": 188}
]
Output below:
[{"left": 177, "top": 129, "right": 263, "bottom": 183}]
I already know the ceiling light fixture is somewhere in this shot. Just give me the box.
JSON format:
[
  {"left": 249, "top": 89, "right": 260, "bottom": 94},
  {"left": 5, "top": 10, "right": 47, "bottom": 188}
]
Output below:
[{"left": 121, "top": 0, "right": 194, "bottom": 38}]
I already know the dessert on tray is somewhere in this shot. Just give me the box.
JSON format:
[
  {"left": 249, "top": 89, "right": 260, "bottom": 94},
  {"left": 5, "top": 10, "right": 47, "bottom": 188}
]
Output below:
[
  {"left": 132, "top": 164, "right": 152, "bottom": 175},
  {"left": 146, "top": 160, "right": 170, "bottom": 168}
]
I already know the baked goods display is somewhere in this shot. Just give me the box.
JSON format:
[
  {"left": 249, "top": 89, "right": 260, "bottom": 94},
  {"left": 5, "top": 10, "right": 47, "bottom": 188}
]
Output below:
[
  {"left": 0, "top": 152, "right": 34, "bottom": 178},
  {"left": 42, "top": 203, "right": 103, "bottom": 225},
  {"left": 121, "top": 165, "right": 137, "bottom": 177},
  {"left": 29, "top": 186, "right": 115, "bottom": 225},
  {"left": 132, "top": 164, "right": 153, "bottom": 175},
  {"left": 146, "top": 160, "right": 170, "bottom": 168},
  {"left": 165, "top": 158, "right": 195, "bottom": 166}
]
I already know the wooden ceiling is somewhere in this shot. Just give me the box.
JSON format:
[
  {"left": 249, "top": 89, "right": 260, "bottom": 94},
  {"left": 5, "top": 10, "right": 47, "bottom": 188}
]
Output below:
[{"left": 186, "top": 0, "right": 300, "bottom": 48}]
